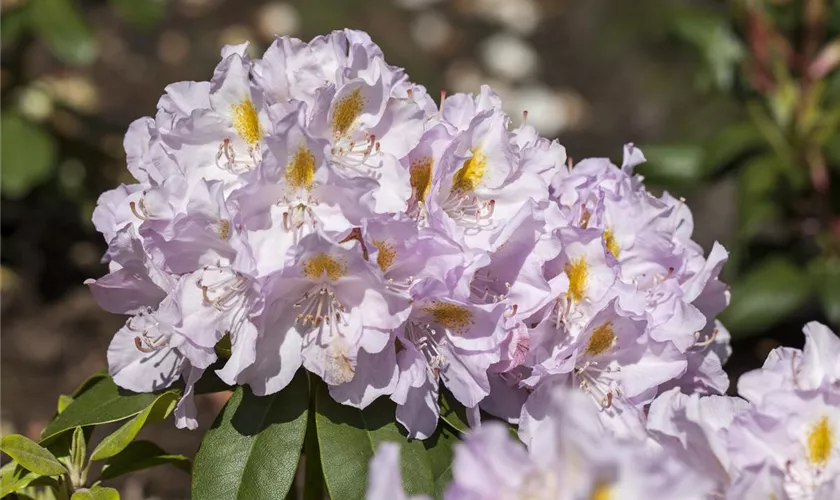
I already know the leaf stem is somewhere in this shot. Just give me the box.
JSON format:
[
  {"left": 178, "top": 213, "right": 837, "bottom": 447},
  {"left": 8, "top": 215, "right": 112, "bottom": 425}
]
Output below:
[{"left": 303, "top": 376, "right": 324, "bottom": 500}]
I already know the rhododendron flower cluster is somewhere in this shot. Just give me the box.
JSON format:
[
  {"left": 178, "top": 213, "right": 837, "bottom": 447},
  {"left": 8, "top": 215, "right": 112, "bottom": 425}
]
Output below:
[
  {"left": 370, "top": 322, "right": 840, "bottom": 499},
  {"left": 88, "top": 30, "right": 731, "bottom": 435},
  {"left": 86, "top": 29, "right": 840, "bottom": 499}
]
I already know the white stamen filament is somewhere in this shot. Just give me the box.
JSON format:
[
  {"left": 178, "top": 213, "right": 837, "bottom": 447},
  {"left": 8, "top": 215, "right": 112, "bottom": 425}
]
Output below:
[
  {"left": 693, "top": 327, "right": 719, "bottom": 348},
  {"left": 330, "top": 133, "right": 382, "bottom": 176},
  {"left": 216, "top": 138, "right": 261, "bottom": 174},
  {"left": 196, "top": 269, "right": 254, "bottom": 340},
  {"left": 469, "top": 269, "right": 510, "bottom": 304},
  {"left": 129, "top": 197, "right": 150, "bottom": 221},
  {"left": 440, "top": 192, "right": 496, "bottom": 233},
  {"left": 278, "top": 194, "right": 320, "bottom": 244},
  {"left": 293, "top": 284, "right": 348, "bottom": 343},
  {"left": 574, "top": 361, "right": 621, "bottom": 410},
  {"left": 127, "top": 311, "right": 169, "bottom": 353},
  {"left": 405, "top": 321, "right": 447, "bottom": 378}
]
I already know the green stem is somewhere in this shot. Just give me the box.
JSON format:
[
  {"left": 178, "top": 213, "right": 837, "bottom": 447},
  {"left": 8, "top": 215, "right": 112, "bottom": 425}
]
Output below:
[{"left": 303, "top": 376, "right": 325, "bottom": 500}]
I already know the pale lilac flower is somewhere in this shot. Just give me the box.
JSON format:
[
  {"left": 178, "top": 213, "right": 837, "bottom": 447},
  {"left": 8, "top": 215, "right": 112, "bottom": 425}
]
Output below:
[
  {"left": 738, "top": 322, "right": 840, "bottom": 404},
  {"left": 392, "top": 278, "right": 506, "bottom": 438},
  {"left": 646, "top": 387, "right": 750, "bottom": 492},
  {"left": 449, "top": 387, "right": 713, "bottom": 499},
  {"left": 728, "top": 388, "right": 840, "bottom": 500}
]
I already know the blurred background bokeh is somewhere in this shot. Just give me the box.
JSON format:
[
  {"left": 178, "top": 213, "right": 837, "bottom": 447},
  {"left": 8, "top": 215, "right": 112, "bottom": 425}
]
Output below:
[{"left": 2, "top": 0, "right": 839, "bottom": 497}]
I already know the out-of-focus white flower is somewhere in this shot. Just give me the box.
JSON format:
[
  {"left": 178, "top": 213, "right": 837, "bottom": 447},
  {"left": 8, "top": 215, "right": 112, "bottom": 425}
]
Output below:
[
  {"left": 411, "top": 11, "right": 452, "bottom": 53},
  {"left": 255, "top": 2, "right": 300, "bottom": 40},
  {"left": 480, "top": 33, "right": 538, "bottom": 82}
]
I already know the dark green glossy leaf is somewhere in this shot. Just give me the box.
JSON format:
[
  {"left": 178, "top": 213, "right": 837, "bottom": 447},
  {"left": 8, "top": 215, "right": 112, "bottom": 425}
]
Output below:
[
  {"left": 31, "top": 0, "right": 97, "bottom": 66},
  {"left": 41, "top": 377, "right": 180, "bottom": 442},
  {"left": 192, "top": 371, "right": 309, "bottom": 500},
  {"left": 721, "top": 257, "right": 814, "bottom": 338},
  {"left": 90, "top": 391, "right": 179, "bottom": 460},
  {"left": 0, "top": 434, "right": 66, "bottom": 476},
  {"left": 424, "top": 424, "right": 458, "bottom": 498},
  {"left": 438, "top": 389, "right": 468, "bottom": 433},
  {"left": 0, "top": 113, "right": 56, "bottom": 198},
  {"left": 99, "top": 441, "right": 190, "bottom": 481},
  {"left": 315, "top": 381, "right": 435, "bottom": 500},
  {"left": 72, "top": 372, "right": 109, "bottom": 398}
]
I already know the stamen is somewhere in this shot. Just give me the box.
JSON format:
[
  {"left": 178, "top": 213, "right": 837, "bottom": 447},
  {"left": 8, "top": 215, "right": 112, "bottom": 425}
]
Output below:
[
  {"left": 504, "top": 304, "right": 519, "bottom": 318},
  {"left": 693, "top": 327, "right": 718, "bottom": 348},
  {"left": 215, "top": 138, "right": 260, "bottom": 174},
  {"left": 406, "top": 321, "right": 447, "bottom": 376},
  {"left": 134, "top": 336, "right": 154, "bottom": 353},
  {"left": 129, "top": 199, "right": 149, "bottom": 221}
]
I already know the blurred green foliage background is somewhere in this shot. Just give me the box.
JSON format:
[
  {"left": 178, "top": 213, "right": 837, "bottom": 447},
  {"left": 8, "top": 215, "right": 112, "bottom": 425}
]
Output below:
[{"left": 1, "top": 0, "right": 839, "bottom": 497}]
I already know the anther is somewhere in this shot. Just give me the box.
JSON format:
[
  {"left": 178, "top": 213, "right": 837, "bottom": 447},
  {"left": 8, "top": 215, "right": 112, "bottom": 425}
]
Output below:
[{"left": 134, "top": 336, "right": 154, "bottom": 353}]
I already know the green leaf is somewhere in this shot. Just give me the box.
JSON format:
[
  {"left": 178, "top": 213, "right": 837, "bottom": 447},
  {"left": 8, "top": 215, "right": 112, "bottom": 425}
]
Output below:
[
  {"left": 0, "top": 462, "right": 39, "bottom": 497},
  {"left": 30, "top": 0, "right": 97, "bottom": 66},
  {"left": 71, "top": 372, "right": 109, "bottom": 398},
  {"left": 1, "top": 6, "right": 31, "bottom": 47},
  {"left": 71, "top": 485, "right": 120, "bottom": 500},
  {"left": 315, "top": 381, "right": 435, "bottom": 500},
  {"left": 41, "top": 376, "right": 180, "bottom": 442},
  {"left": 438, "top": 389, "right": 468, "bottom": 433},
  {"left": 736, "top": 155, "right": 781, "bottom": 240},
  {"left": 194, "top": 362, "right": 233, "bottom": 395},
  {"left": 192, "top": 371, "right": 309, "bottom": 500},
  {"left": 721, "top": 257, "right": 815, "bottom": 338},
  {"left": 815, "top": 259, "right": 840, "bottom": 328},
  {"left": 702, "top": 121, "right": 766, "bottom": 176},
  {"left": 57, "top": 395, "right": 74, "bottom": 415},
  {"left": 90, "top": 390, "right": 179, "bottom": 460},
  {"left": 0, "top": 113, "right": 56, "bottom": 198},
  {"left": 424, "top": 424, "right": 458, "bottom": 498},
  {"left": 109, "top": 0, "right": 167, "bottom": 28},
  {"left": 0, "top": 434, "right": 67, "bottom": 476},
  {"left": 99, "top": 441, "right": 190, "bottom": 481},
  {"left": 70, "top": 427, "right": 86, "bottom": 473},
  {"left": 667, "top": 5, "right": 743, "bottom": 90},
  {"left": 635, "top": 144, "right": 705, "bottom": 188}
]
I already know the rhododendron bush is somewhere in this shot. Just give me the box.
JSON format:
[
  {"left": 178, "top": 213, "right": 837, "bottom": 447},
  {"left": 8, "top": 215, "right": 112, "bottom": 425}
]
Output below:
[{"left": 2, "top": 30, "right": 838, "bottom": 500}]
